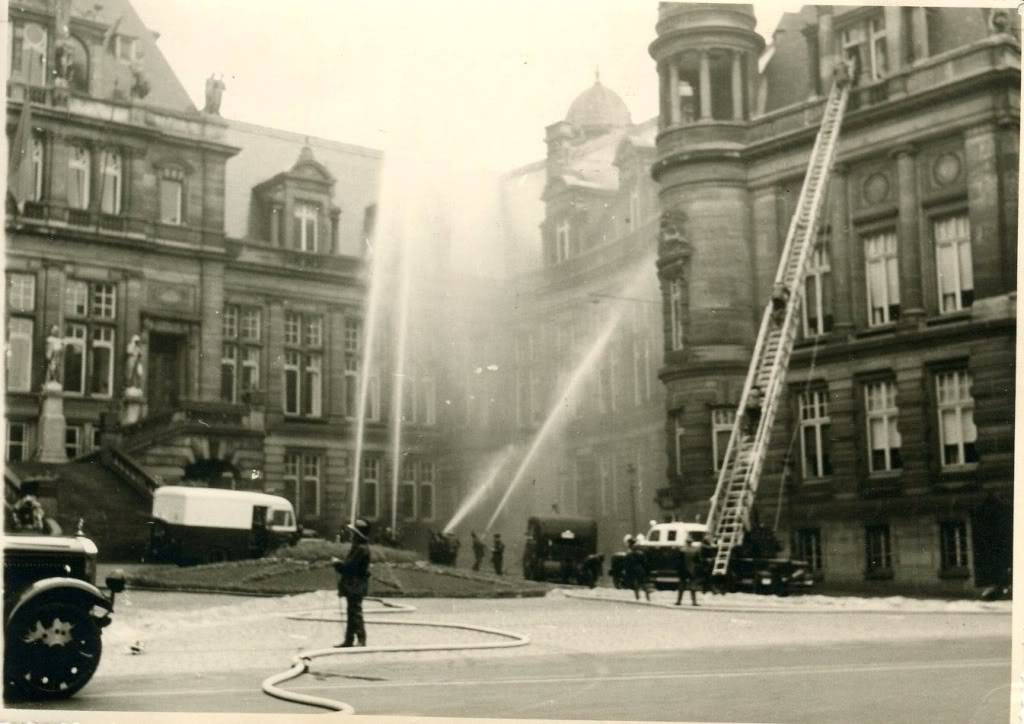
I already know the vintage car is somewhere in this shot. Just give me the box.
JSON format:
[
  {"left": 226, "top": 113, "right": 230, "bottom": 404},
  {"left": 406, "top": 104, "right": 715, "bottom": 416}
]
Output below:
[
  {"left": 3, "top": 532, "right": 125, "bottom": 700},
  {"left": 522, "top": 516, "right": 603, "bottom": 586}
]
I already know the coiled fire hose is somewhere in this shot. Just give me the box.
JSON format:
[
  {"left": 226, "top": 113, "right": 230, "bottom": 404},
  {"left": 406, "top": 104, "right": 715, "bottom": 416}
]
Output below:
[{"left": 262, "top": 597, "right": 530, "bottom": 713}]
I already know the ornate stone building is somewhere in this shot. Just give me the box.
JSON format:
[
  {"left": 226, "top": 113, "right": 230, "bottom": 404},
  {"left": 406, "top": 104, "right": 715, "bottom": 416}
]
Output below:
[
  {"left": 651, "top": 3, "right": 1018, "bottom": 593},
  {"left": 4, "top": 0, "right": 454, "bottom": 555}
]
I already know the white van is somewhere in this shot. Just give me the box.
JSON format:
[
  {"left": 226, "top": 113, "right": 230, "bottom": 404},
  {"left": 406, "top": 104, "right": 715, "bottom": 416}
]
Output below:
[{"left": 148, "top": 486, "right": 298, "bottom": 565}]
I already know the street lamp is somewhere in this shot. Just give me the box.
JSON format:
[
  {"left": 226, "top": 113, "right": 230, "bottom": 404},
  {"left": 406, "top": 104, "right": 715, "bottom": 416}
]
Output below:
[{"left": 625, "top": 462, "right": 639, "bottom": 534}]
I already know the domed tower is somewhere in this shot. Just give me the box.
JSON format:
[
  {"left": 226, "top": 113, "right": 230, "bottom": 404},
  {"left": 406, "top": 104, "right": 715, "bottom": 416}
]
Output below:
[{"left": 648, "top": 3, "right": 764, "bottom": 517}]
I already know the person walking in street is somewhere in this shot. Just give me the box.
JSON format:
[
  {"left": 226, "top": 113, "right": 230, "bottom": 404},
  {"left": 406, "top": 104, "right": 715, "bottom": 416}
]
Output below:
[
  {"left": 674, "top": 547, "right": 698, "bottom": 607},
  {"left": 471, "top": 531, "right": 486, "bottom": 571},
  {"left": 623, "top": 537, "right": 651, "bottom": 602},
  {"left": 491, "top": 533, "right": 505, "bottom": 575},
  {"left": 332, "top": 518, "right": 372, "bottom": 648}
]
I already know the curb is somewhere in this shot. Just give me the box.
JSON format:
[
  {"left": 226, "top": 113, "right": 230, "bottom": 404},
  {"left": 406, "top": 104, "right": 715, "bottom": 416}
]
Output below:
[
  {"left": 560, "top": 590, "right": 1013, "bottom": 616},
  {"left": 122, "top": 581, "right": 551, "bottom": 599}
]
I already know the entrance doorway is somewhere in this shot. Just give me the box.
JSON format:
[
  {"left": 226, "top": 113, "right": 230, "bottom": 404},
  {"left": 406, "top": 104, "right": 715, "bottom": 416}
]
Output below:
[
  {"left": 971, "top": 497, "right": 1012, "bottom": 587},
  {"left": 147, "top": 332, "right": 186, "bottom": 412}
]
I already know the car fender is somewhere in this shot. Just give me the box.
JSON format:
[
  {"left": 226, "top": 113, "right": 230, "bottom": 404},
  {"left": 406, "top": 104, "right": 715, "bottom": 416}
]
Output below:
[{"left": 7, "top": 577, "right": 113, "bottom": 625}]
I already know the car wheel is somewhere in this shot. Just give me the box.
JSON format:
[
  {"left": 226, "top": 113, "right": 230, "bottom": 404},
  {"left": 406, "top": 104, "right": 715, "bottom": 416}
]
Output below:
[
  {"left": 206, "top": 548, "right": 229, "bottom": 564},
  {"left": 4, "top": 600, "right": 102, "bottom": 700}
]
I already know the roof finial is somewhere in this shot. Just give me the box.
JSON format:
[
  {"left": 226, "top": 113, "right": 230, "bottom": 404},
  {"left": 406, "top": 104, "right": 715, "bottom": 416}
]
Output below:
[{"left": 594, "top": 66, "right": 601, "bottom": 84}]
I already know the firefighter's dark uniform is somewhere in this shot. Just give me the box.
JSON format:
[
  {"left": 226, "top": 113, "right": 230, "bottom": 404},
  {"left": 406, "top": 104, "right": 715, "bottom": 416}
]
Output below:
[
  {"left": 623, "top": 544, "right": 650, "bottom": 601},
  {"left": 674, "top": 548, "right": 698, "bottom": 606},
  {"left": 471, "top": 533, "right": 486, "bottom": 571},
  {"left": 334, "top": 520, "right": 371, "bottom": 647},
  {"left": 491, "top": 534, "right": 505, "bottom": 575}
]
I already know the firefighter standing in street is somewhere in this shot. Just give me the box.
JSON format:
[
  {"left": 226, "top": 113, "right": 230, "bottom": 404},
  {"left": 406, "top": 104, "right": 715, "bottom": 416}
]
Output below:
[
  {"left": 674, "top": 547, "right": 698, "bottom": 606},
  {"left": 491, "top": 533, "right": 505, "bottom": 575},
  {"left": 471, "top": 531, "right": 486, "bottom": 571},
  {"left": 623, "top": 537, "right": 651, "bottom": 602},
  {"left": 332, "top": 518, "right": 371, "bottom": 648}
]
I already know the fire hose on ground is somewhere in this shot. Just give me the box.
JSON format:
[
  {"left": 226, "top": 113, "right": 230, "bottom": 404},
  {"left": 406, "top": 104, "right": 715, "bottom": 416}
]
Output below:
[{"left": 262, "top": 597, "right": 531, "bottom": 713}]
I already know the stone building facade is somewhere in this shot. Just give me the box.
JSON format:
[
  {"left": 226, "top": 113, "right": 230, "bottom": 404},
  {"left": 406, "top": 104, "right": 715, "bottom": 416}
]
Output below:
[
  {"left": 650, "top": 3, "right": 1018, "bottom": 593},
  {"left": 3, "top": 0, "right": 447, "bottom": 551}
]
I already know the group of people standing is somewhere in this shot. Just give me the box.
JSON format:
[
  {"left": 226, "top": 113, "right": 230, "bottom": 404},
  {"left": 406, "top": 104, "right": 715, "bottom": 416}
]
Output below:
[
  {"left": 470, "top": 531, "right": 505, "bottom": 575},
  {"left": 621, "top": 535, "right": 711, "bottom": 606}
]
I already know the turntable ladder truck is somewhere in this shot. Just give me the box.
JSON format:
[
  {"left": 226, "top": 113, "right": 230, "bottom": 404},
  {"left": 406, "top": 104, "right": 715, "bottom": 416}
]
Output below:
[{"left": 705, "top": 73, "right": 851, "bottom": 579}]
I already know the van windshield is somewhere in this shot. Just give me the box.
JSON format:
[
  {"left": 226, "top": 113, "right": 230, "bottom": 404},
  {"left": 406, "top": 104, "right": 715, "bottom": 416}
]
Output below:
[{"left": 270, "top": 510, "right": 293, "bottom": 527}]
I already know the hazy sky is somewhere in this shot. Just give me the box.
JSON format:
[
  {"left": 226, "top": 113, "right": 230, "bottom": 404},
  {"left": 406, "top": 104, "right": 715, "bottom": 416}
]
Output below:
[{"left": 132, "top": 0, "right": 802, "bottom": 172}]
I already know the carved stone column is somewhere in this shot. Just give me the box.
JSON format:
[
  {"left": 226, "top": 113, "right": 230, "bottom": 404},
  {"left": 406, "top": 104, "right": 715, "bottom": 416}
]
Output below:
[
  {"left": 892, "top": 145, "right": 924, "bottom": 321},
  {"left": 699, "top": 50, "right": 712, "bottom": 120},
  {"left": 830, "top": 163, "right": 853, "bottom": 332},
  {"left": 731, "top": 50, "right": 744, "bottom": 120}
]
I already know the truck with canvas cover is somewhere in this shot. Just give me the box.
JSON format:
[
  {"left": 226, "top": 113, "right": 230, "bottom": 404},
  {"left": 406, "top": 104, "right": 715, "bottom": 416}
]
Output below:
[
  {"left": 148, "top": 486, "right": 299, "bottom": 565},
  {"left": 522, "top": 515, "right": 601, "bottom": 585}
]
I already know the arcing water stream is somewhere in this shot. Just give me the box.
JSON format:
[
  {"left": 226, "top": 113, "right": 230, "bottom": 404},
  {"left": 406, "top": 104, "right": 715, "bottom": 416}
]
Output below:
[
  {"left": 484, "top": 254, "right": 656, "bottom": 532},
  {"left": 442, "top": 443, "right": 517, "bottom": 535}
]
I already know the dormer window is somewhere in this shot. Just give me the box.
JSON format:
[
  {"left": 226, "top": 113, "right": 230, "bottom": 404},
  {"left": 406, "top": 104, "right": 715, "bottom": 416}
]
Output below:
[
  {"left": 159, "top": 168, "right": 184, "bottom": 225},
  {"left": 115, "top": 35, "right": 140, "bottom": 64},
  {"left": 294, "top": 202, "right": 319, "bottom": 252},
  {"left": 840, "top": 15, "right": 887, "bottom": 82},
  {"left": 556, "top": 220, "right": 571, "bottom": 263}
]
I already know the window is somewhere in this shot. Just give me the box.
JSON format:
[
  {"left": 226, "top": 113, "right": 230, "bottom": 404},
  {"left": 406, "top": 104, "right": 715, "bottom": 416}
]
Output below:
[
  {"left": 67, "top": 145, "right": 90, "bottom": 210},
  {"left": 365, "top": 373, "right": 381, "bottom": 422},
  {"left": 399, "top": 462, "right": 416, "bottom": 521},
  {"left": 933, "top": 215, "right": 974, "bottom": 313},
  {"left": 282, "top": 453, "right": 321, "bottom": 518},
  {"left": 669, "top": 279, "right": 685, "bottom": 350},
  {"left": 221, "top": 344, "right": 237, "bottom": 403},
  {"left": 865, "top": 524, "right": 892, "bottom": 574},
  {"left": 421, "top": 377, "right": 436, "bottom": 425},
  {"left": 936, "top": 370, "right": 978, "bottom": 467},
  {"left": 159, "top": 169, "right": 183, "bottom": 225},
  {"left": 9, "top": 22, "right": 48, "bottom": 85},
  {"left": 283, "top": 312, "right": 323, "bottom": 417},
  {"left": 865, "top": 380, "right": 901, "bottom": 472},
  {"left": 99, "top": 150, "right": 122, "bottom": 215},
  {"left": 840, "top": 14, "right": 887, "bottom": 82},
  {"left": 6, "top": 273, "right": 35, "bottom": 392},
  {"left": 65, "top": 425, "right": 81, "bottom": 459},
  {"left": 6, "top": 421, "right": 29, "bottom": 462},
  {"left": 711, "top": 408, "right": 735, "bottom": 472},
  {"left": 555, "top": 220, "right": 570, "bottom": 263},
  {"left": 800, "top": 390, "right": 833, "bottom": 478},
  {"left": 344, "top": 318, "right": 361, "bottom": 417},
  {"left": 30, "top": 134, "right": 44, "bottom": 202},
  {"left": 63, "top": 281, "right": 116, "bottom": 397},
  {"left": 114, "top": 35, "right": 139, "bottom": 63},
  {"left": 674, "top": 415, "right": 685, "bottom": 476},
  {"left": 864, "top": 231, "right": 900, "bottom": 326},
  {"left": 361, "top": 457, "right": 380, "bottom": 519},
  {"left": 939, "top": 520, "right": 969, "bottom": 570},
  {"left": 293, "top": 202, "right": 319, "bottom": 252},
  {"left": 419, "top": 460, "right": 435, "bottom": 521},
  {"left": 222, "top": 304, "right": 263, "bottom": 403},
  {"left": 803, "top": 241, "right": 833, "bottom": 337},
  {"left": 631, "top": 306, "right": 652, "bottom": 405},
  {"left": 793, "top": 528, "right": 824, "bottom": 571}
]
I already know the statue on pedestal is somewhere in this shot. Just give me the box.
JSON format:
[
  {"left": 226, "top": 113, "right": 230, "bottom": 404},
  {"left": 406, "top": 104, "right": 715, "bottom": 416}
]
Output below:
[
  {"left": 204, "top": 73, "right": 225, "bottom": 115},
  {"left": 125, "top": 335, "right": 145, "bottom": 391},
  {"left": 44, "top": 325, "right": 64, "bottom": 387}
]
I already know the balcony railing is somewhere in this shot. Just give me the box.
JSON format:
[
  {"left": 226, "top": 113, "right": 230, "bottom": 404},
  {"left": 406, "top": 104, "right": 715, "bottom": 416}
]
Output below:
[{"left": 13, "top": 200, "right": 220, "bottom": 248}]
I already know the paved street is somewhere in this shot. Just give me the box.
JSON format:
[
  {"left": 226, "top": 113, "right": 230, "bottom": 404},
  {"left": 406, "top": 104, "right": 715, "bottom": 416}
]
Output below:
[{"left": 7, "top": 589, "right": 1011, "bottom": 722}]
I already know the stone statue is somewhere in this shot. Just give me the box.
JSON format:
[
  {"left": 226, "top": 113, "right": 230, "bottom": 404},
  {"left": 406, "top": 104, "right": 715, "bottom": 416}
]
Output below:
[
  {"left": 658, "top": 209, "right": 690, "bottom": 258},
  {"left": 44, "top": 325, "right": 63, "bottom": 386},
  {"left": 129, "top": 61, "right": 151, "bottom": 100},
  {"left": 204, "top": 73, "right": 225, "bottom": 115},
  {"left": 125, "top": 334, "right": 145, "bottom": 390}
]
